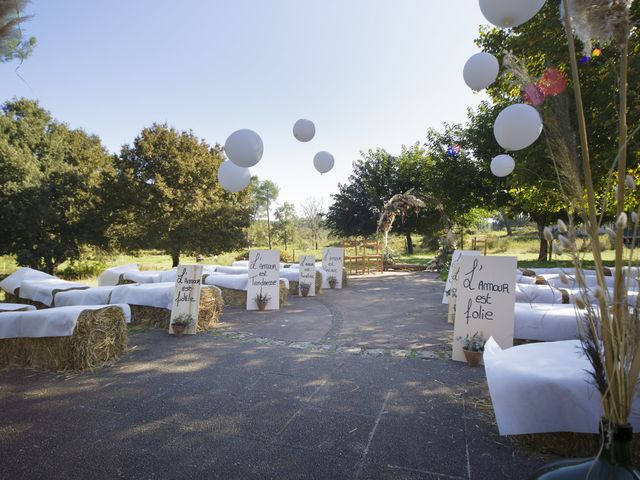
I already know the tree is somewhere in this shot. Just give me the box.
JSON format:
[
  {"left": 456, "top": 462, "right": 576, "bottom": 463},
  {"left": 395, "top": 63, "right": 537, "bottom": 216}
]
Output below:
[
  {"left": 273, "top": 202, "right": 297, "bottom": 251},
  {"left": 248, "top": 178, "right": 279, "bottom": 249},
  {"left": 1, "top": 0, "right": 36, "bottom": 63},
  {"left": 0, "top": 98, "right": 113, "bottom": 273},
  {"left": 110, "top": 123, "right": 251, "bottom": 266},
  {"left": 301, "top": 197, "right": 324, "bottom": 250}
]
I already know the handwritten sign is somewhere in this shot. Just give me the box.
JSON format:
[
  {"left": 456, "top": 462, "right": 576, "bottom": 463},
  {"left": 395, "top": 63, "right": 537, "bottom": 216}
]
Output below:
[
  {"left": 247, "top": 250, "right": 280, "bottom": 310},
  {"left": 170, "top": 264, "right": 204, "bottom": 335},
  {"left": 322, "top": 247, "right": 344, "bottom": 289},
  {"left": 452, "top": 256, "right": 516, "bottom": 363},
  {"left": 442, "top": 250, "right": 481, "bottom": 304},
  {"left": 299, "top": 255, "right": 316, "bottom": 297}
]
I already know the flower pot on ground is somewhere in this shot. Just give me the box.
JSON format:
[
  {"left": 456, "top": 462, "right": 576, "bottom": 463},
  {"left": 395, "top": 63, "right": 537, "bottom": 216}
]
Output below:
[
  {"left": 328, "top": 276, "right": 338, "bottom": 289},
  {"left": 254, "top": 291, "right": 271, "bottom": 311},
  {"left": 456, "top": 332, "right": 485, "bottom": 367},
  {"left": 170, "top": 314, "right": 194, "bottom": 337},
  {"left": 299, "top": 282, "right": 311, "bottom": 297}
]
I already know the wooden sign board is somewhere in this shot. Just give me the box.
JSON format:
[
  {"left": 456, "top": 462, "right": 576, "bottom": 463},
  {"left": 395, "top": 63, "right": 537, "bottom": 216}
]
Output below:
[
  {"left": 247, "top": 250, "right": 280, "bottom": 310},
  {"left": 298, "top": 255, "right": 316, "bottom": 297},
  {"left": 452, "top": 256, "right": 516, "bottom": 364},
  {"left": 442, "top": 250, "right": 481, "bottom": 304},
  {"left": 170, "top": 264, "right": 204, "bottom": 335},
  {"left": 322, "top": 247, "right": 344, "bottom": 288}
]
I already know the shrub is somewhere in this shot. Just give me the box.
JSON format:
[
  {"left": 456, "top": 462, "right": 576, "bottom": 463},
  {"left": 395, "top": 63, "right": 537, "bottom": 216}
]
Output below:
[{"left": 57, "top": 260, "right": 107, "bottom": 280}]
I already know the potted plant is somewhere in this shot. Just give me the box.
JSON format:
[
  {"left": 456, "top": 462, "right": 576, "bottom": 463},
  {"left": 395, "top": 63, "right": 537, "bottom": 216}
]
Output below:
[
  {"left": 328, "top": 276, "right": 338, "bottom": 289},
  {"left": 171, "top": 314, "right": 194, "bottom": 337},
  {"left": 299, "top": 282, "right": 311, "bottom": 297},
  {"left": 254, "top": 290, "right": 271, "bottom": 311},
  {"left": 456, "top": 332, "right": 485, "bottom": 367}
]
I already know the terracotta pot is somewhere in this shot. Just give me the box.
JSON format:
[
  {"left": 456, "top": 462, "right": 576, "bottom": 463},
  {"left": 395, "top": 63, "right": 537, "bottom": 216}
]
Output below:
[
  {"left": 257, "top": 302, "right": 267, "bottom": 311},
  {"left": 171, "top": 324, "right": 187, "bottom": 336},
  {"left": 301, "top": 289, "right": 309, "bottom": 297},
  {"left": 463, "top": 349, "right": 483, "bottom": 367}
]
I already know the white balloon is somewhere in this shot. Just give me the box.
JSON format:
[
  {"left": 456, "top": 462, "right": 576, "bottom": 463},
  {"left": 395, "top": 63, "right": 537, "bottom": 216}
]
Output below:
[
  {"left": 293, "top": 119, "right": 316, "bottom": 142},
  {"left": 224, "top": 129, "right": 263, "bottom": 168},
  {"left": 493, "top": 103, "right": 543, "bottom": 151},
  {"left": 490, "top": 154, "right": 515, "bottom": 177},
  {"left": 217, "top": 160, "right": 251, "bottom": 192},
  {"left": 479, "top": 0, "right": 546, "bottom": 28},
  {"left": 313, "top": 151, "right": 334, "bottom": 174},
  {"left": 463, "top": 52, "right": 499, "bottom": 91}
]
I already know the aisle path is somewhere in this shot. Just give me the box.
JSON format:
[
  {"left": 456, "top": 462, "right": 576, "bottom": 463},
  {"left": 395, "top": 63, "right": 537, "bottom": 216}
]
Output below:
[{"left": 0, "top": 272, "right": 546, "bottom": 479}]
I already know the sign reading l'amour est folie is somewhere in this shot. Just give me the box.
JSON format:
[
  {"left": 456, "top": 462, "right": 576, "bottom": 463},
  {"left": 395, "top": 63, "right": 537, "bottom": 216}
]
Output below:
[
  {"left": 452, "top": 256, "right": 516, "bottom": 364},
  {"left": 298, "top": 255, "right": 316, "bottom": 297},
  {"left": 170, "top": 264, "right": 204, "bottom": 335},
  {"left": 247, "top": 250, "right": 280, "bottom": 310}
]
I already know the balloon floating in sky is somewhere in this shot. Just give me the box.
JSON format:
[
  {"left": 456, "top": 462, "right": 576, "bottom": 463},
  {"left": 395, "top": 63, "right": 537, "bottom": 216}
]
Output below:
[
  {"left": 313, "top": 151, "right": 335, "bottom": 174},
  {"left": 490, "top": 154, "right": 515, "bottom": 177},
  {"left": 224, "top": 129, "right": 264, "bottom": 168},
  {"left": 463, "top": 52, "right": 499, "bottom": 91},
  {"left": 217, "top": 160, "right": 251, "bottom": 192},
  {"left": 493, "top": 103, "right": 542, "bottom": 151},
  {"left": 479, "top": 0, "right": 546, "bottom": 28},
  {"left": 293, "top": 119, "right": 316, "bottom": 142}
]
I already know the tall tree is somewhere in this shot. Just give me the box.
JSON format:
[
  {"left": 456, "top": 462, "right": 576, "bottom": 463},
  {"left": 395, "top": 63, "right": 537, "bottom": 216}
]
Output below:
[
  {"left": 1, "top": 0, "right": 36, "bottom": 63},
  {"left": 249, "top": 178, "right": 279, "bottom": 249},
  {"left": 0, "top": 98, "right": 113, "bottom": 273},
  {"left": 111, "top": 123, "right": 251, "bottom": 266},
  {"left": 273, "top": 201, "right": 297, "bottom": 251},
  {"left": 301, "top": 197, "right": 325, "bottom": 250}
]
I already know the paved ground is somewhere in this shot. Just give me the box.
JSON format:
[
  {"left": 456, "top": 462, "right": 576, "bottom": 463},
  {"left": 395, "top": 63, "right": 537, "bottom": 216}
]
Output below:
[{"left": 0, "top": 272, "right": 547, "bottom": 479}]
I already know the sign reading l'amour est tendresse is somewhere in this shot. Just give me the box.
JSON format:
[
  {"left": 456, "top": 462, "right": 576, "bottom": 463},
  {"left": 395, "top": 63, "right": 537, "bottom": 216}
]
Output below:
[
  {"left": 247, "top": 250, "right": 280, "bottom": 310},
  {"left": 298, "top": 255, "right": 316, "bottom": 296},
  {"left": 170, "top": 264, "right": 204, "bottom": 335},
  {"left": 452, "top": 256, "right": 516, "bottom": 364}
]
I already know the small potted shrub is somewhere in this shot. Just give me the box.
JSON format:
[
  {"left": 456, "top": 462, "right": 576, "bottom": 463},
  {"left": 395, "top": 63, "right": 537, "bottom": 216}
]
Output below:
[
  {"left": 456, "top": 332, "right": 485, "bottom": 367},
  {"left": 171, "top": 314, "right": 194, "bottom": 337},
  {"left": 254, "top": 291, "right": 271, "bottom": 311},
  {"left": 299, "top": 282, "right": 311, "bottom": 297},
  {"left": 328, "top": 276, "right": 338, "bottom": 289}
]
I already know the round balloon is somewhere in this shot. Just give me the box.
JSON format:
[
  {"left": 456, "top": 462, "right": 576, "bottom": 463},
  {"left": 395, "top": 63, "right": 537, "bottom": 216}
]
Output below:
[
  {"left": 217, "top": 160, "right": 251, "bottom": 192},
  {"left": 224, "top": 129, "right": 264, "bottom": 168},
  {"left": 313, "top": 151, "right": 334, "bottom": 174},
  {"left": 293, "top": 119, "right": 316, "bottom": 142},
  {"left": 463, "top": 52, "right": 499, "bottom": 91},
  {"left": 479, "top": 0, "right": 546, "bottom": 28},
  {"left": 490, "top": 154, "right": 515, "bottom": 177},
  {"left": 493, "top": 103, "right": 542, "bottom": 151}
]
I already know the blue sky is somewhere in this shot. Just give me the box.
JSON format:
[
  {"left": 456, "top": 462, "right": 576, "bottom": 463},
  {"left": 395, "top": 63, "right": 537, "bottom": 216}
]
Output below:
[{"left": 0, "top": 0, "right": 490, "bottom": 211}]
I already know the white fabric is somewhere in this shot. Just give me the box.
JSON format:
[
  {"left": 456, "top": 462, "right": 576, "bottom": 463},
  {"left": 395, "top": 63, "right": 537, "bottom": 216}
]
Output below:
[
  {"left": 0, "top": 268, "right": 55, "bottom": 295},
  {"left": 215, "top": 266, "right": 248, "bottom": 275},
  {"left": 515, "top": 274, "right": 536, "bottom": 285},
  {"left": 203, "top": 274, "right": 289, "bottom": 291},
  {"left": 0, "top": 304, "right": 131, "bottom": 339},
  {"left": 98, "top": 263, "right": 139, "bottom": 286},
  {"left": 484, "top": 337, "right": 640, "bottom": 435},
  {"left": 54, "top": 286, "right": 122, "bottom": 307},
  {"left": 514, "top": 303, "right": 587, "bottom": 341},
  {"left": 122, "top": 271, "right": 162, "bottom": 284},
  {"left": 543, "top": 274, "right": 620, "bottom": 290},
  {"left": 515, "top": 284, "right": 566, "bottom": 305},
  {"left": 158, "top": 269, "right": 177, "bottom": 283},
  {"left": 109, "top": 282, "right": 176, "bottom": 310},
  {"left": 232, "top": 261, "right": 249, "bottom": 267},
  {"left": 0, "top": 303, "right": 36, "bottom": 312},
  {"left": 19, "top": 279, "right": 89, "bottom": 306},
  {"left": 279, "top": 269, "right": 300, "bottom": 282}
]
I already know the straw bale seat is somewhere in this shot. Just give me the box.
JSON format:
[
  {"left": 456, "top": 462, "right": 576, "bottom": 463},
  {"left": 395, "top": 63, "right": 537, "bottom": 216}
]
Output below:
[{"left": 0, "top": 305, "right": 128, "bottom": 371}]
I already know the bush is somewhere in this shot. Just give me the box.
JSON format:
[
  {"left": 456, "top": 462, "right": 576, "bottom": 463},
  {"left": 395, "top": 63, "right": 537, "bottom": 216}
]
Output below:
[{"left": 57, "top": 260, "right": 107, "bottom": 280}]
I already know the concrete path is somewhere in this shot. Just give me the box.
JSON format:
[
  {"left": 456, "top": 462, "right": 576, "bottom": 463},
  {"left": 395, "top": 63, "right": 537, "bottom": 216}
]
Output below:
[{"left": 0, "top": 272, "right": 546, "bottom": 479}]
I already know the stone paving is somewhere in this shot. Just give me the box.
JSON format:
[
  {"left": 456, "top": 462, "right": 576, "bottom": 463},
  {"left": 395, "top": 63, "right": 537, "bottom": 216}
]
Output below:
[{"left": 0, "top": 271, "right": 548, "bottom": 479}]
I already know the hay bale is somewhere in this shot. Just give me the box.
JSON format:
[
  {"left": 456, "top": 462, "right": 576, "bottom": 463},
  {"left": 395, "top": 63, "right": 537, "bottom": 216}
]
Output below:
[
  {"left": 559, "top": 288, "right": 570, "bottom": 304},
  {"left": 315, "top": 271, "right": 323, "bottom": 294},
  {"left": 288, "top": 280, "right": 299, "bottom": 295},
  {"left": 117, "top": 274, "right": 136, "bottom": 285},
  {"left": 520, "top": 268, "right": 536, "bottom": 277},
  {"left": 342, "top": 269, "right": 348, "bottom": 287},
  {"left": 279, "top": 280, "right": 288, "bottom": 305},
  {"left": 603, "top": 267, "right": 612, "bottom": 276},
  {"left": 535, "top": 275, "right": 548, "bottom": 285},
  {"left": 130, "top": 286, "right": 223, "bottom": 331},
  {"left": 0, "top": 306, "right": 128, "bottom": 371},
  {"left": 219, "top": 287, "right": 247, "bottom": 308},
  {"left": 4, "top": 291, "right": 21, "bottom": 304}
]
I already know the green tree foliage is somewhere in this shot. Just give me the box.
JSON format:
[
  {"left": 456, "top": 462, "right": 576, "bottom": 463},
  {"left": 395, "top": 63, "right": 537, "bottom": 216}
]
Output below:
[
  {"left": 248, "top": 178, "right": 279, "bottom": 249},
  {"left": 273, "top": 201, "right": 297, "bottom": 251},
  {"left": 300, "top": 197, "right": 325, "bottom": 251},
  {"left": 466, "top": 1, "right": 640, "bottom": 259},
  {"left": 0, "top": 98, "right": 113, "bottom": 273},
  {"left": 110, "top": 124, "right": 251, "bottom": 266},
  {"left": 1, "top": 0, "right": 36, "bottom": 63},
  {"left": 325, "top": 145, "right": 448, "bottom": 253}
]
